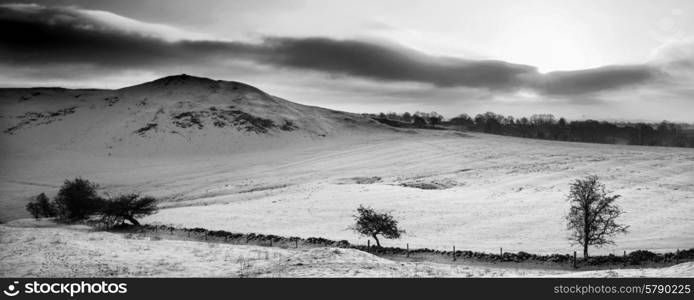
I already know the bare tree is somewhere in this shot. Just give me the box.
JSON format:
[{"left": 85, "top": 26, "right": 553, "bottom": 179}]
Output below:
[
  {"left": 428, "top": 111, "right": 443, "bottom": 126},
  {"left": 402, "top": 112, "right": 412, "bottom": 123},
  {"left": 566, "top": 175, "right": 629, "bottom": 258},
  {"left": 412, "top": 115, "right": 427, "bottom": 128},
  {"left": 352, "top": 205, "right": 404, "bottom": 247}
]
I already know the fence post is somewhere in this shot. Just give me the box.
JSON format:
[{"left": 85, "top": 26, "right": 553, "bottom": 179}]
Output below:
[
  {"left": 367, "top": 240, "right": 370, "bottom": 252},
  {"left": 406, "top": 243, "right": 409, "bottom": 258},
  {"left": 453, "top": 245, "right": 456, "bottom": 261},
  {"left": 573, "top": 251, "right": 577, "bottom": 269},
  {"left": 623, "top": 250, "right": 627, "bottom": 267},
  {"left": 295, "top": 240, "right": 298, "bottom": 248},
  {"left": 500, "top": 247, "right": 503, "bottom": 256}
]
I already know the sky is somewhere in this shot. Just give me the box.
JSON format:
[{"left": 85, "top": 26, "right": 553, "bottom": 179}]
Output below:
[{"left": 1, "top": 0, "right": 693, "bottom": 122}]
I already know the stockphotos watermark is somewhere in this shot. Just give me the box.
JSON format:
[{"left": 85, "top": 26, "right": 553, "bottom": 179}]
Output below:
[{"left": 3, "top": 280, "right": 127, "bottom": 297}]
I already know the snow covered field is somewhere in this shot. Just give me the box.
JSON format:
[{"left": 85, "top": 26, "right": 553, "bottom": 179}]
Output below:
[
  {"left": 136, "top": 131, "right": 693, "bottom": 255},
  {"left": 2, "top": 219, "right": 691, "bottom": 277},
  {"left": 3, "top": 130, "right": 693, "bottom": 255}
]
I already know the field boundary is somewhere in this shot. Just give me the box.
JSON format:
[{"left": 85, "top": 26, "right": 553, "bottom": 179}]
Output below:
[{"left": 96, "top": 222, "right": 694, "bottom": 271}]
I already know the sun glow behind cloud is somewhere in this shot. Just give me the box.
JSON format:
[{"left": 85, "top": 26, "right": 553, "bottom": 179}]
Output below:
[
  {"left": 496, "top": 18, "right": 594, "bottom": 73},
  {"left": 1, "top": 0, "right": 693, "bottom": 122}
]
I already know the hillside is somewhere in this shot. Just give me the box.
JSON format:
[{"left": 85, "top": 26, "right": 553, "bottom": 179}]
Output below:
[
  {"left": 0, "top": 74, "right": 403, "bottom": 222},
  {"left": 0, "top": 74, "right": 395, "bottom": 157}
]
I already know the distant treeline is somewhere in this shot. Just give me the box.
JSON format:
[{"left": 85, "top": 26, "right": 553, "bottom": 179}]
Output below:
[{"left": 365, "top": 111, "right": 694, "bottom": 148}]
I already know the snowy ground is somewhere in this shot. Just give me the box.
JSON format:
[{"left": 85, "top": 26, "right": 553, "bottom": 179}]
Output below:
[
  {"left": 2, "top": 220, "right": 692, "bottom": 278},
  {"left": 3, "top": 78, "right": 692, "bottom": 277},
  {"left": 3, "top": 131, "right": 693, "bottom": 255},
  {"left": 139, "top": 131, "right": 694, "bottom": 255}
]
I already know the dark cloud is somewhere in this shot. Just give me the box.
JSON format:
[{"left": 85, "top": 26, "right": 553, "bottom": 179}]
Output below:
[
  {"left": 0, "top": 4, "right": 662, "bottom": 96},
  {"left": 257, "top": 37, "right": 536, "bottom": 89},
  {"left": 0, "top": 4, "right": 256, "bottom": 67},
  {"left": 533, "top": 65, "right": 658, "bottom": 95}
]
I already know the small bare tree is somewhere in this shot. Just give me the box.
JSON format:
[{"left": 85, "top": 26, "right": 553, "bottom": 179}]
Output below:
[
  {"left": 352, "top": 205, "right": 404, "bottom": 247},
  {"left": 566, "top": 175, "right": 629, "bottom": 258}
]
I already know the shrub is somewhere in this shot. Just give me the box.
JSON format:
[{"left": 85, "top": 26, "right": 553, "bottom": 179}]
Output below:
[
  {"left": 628, "top": 250, "right": 657, "bottom": 262},
  {"left": 54, "top": 178, "right": 104, "bottom": 222},
  {"left": 100, "top": 193, "right": 158, "bottom": 227},
  {"left": 25, "top": 193, "right": 56, "bottom": 219}
]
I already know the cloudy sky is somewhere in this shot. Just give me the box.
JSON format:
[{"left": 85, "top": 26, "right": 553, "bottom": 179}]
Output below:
[{"left": 1, "top": 0, "right": 693, "bottom": 121}]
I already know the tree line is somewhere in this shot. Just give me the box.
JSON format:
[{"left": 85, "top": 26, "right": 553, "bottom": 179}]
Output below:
[{"left": 367, "top": 111, "right": 694, "bottom": 148}]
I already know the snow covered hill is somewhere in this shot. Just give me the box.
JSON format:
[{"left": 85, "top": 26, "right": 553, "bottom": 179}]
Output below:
[{"left": 0, "top": 74, "right": 395, "bottom": 157}]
